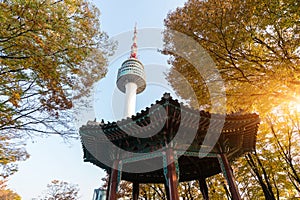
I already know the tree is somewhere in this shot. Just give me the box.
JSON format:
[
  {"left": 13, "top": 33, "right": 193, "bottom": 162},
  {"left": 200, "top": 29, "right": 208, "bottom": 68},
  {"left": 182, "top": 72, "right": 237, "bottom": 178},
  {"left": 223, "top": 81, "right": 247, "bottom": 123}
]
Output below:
[
  {"left": 0, "top": 137, "right": 29, "bottom": 178},
  {"left": 163, "top": 0, "right": 300, "bottom": 199},
  {"left": 163, "top": 0, "right": 299, "bottom": 113},
  {"left": 99, "top": 174, "right": 132, "bottom": 199},
  {"left": 0, "top": 179, "right": 21, "bottom": 200},
  {"left": 0, "top": 0, "right": 114, "bottom": 179},
  {"left": 40, "top": 180, "right": 79, "bottom": 200},
  {"left": 0, "top": 0, "right": 114, "bottom": 136},
  {"left": 244, "top": 106, "right": 300, "bottom": 198}
]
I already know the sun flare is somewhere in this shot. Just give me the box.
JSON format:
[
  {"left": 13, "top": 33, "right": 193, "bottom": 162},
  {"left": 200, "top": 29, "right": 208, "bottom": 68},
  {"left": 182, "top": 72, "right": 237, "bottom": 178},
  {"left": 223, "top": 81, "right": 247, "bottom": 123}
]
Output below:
[
  {"left": 288, "top": 97, "right": 300, "bottom": 113},
  {"left": 295, "top": 103, "right": 300, "bottom": 113}
]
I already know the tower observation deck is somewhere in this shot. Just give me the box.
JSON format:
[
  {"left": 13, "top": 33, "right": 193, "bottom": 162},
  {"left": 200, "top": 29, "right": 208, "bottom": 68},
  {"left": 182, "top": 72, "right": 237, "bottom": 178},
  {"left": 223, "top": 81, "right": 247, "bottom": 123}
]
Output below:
[{"left": 116, "top": 25, "right": 146, "bottom": 118}]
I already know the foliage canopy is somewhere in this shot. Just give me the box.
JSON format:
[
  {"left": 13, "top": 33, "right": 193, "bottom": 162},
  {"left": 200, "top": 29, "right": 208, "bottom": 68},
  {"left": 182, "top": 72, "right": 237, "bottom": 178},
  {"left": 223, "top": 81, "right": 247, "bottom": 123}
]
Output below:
[
  {"left": 0, "top": 0, "right": 113, "bottom": 136},
  {"left": 164, "top": 0, "right": 300, "bottom": 113},
  {"left": 0, "top": 0, "right": 113, "bottom": 180}
]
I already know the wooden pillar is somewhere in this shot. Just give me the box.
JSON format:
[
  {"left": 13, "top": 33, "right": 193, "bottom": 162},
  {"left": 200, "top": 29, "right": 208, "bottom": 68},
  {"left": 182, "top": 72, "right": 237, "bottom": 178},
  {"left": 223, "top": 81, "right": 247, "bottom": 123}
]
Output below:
[
  {"left": 164, "top": 182, "right": 170, "bottom": 200},
  {"left": 108, "top": 160, "right": 119, "bottom": 200},
  {"left": 198, "top": 177, "right": 209, "bottom": 200},
  {"left": 218, "top": 154, "right": 241, "bottom": 200},
  {"left": 166, "top": 149, "right": 180, "bottom": 200},
  {"left": 132, "top": 182, "right": 139, "bottom": 200}
]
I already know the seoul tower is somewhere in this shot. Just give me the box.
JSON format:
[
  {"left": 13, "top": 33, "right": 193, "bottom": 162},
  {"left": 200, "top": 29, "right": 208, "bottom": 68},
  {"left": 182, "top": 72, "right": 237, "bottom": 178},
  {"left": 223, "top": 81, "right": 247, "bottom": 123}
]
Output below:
[{"left": 116, "top": 25, "right": 146, "bottom": 118}]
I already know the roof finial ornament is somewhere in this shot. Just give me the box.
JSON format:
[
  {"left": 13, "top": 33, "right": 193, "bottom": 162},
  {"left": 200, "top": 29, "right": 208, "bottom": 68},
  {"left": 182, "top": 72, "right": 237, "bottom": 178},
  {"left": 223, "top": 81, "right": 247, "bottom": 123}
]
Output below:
[{"left": 130, "top": 23, "right": 138, "bottom": 59}]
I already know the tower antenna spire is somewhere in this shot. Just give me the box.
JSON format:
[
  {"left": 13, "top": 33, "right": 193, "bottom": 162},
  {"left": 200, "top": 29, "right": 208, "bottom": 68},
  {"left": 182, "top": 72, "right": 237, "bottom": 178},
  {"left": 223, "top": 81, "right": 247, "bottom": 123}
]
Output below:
[{"left": 130, "top": 23, "right": 138, "bottom": 58}]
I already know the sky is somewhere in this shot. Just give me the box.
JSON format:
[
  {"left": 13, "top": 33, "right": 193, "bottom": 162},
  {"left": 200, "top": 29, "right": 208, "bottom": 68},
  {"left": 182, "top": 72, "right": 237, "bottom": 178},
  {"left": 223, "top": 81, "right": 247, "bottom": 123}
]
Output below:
[{"left": 8, "top": 1, "right": 186, "bottom": 199}]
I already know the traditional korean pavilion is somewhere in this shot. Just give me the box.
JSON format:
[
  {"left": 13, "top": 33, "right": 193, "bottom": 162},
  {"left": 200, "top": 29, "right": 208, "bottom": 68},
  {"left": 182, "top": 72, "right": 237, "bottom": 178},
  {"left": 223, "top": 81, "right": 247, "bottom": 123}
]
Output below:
[
  {"left": 80, "top": 26, "right": 260, "bottom": 200},
  {"left": 80, "top": 93, "right": 260, "bottom": 200}
]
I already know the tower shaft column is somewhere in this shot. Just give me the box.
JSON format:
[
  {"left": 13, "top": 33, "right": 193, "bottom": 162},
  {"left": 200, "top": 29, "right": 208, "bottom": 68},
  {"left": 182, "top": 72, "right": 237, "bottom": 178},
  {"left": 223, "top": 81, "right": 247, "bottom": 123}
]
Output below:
[{"left": 124, "top": 82, "right": 137, "bottom": 118}]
